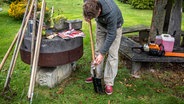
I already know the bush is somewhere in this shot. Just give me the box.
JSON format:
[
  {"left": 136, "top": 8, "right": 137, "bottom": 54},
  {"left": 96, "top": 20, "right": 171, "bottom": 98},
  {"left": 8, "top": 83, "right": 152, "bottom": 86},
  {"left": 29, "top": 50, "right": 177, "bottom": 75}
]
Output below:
[
  {"left": 182, "top": 0, "right": 184, "bottom": 12},
  {"left": 8, "top": 0, "right": 26, "bottom": 20},
  {"left": 8, "top": 0, "right": 49, "bottom": 20},
  {"left": 130, "top": 0, "right": 154, "bottom": 9},
  {"left": 118, "top": 0, "right": 130, "bottom": 4},
  {"left": 3, "top": 0, "right": 16, "bottom": 4}
]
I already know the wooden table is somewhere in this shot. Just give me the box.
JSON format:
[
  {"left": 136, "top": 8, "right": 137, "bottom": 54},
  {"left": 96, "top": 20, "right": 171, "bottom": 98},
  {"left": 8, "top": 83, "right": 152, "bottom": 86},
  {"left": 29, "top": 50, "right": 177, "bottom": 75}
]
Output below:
[{"left": 119, "top": 36, "right": 184, "bottom": 74}]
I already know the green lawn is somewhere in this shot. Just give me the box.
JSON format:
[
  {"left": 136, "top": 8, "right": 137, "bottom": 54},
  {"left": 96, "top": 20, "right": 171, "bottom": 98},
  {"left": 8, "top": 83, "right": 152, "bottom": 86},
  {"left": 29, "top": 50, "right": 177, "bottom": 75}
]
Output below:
[{"left": 0, "top": 0, "right": 184, "bottom": 104}]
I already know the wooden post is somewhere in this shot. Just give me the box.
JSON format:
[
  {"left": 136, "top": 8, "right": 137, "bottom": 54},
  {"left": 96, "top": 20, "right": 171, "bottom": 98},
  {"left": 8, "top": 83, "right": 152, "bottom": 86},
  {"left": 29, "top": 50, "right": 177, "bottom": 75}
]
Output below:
[
  {"left": 168, "top": 0, "right": 183, "bottom": 49},
  {"left": 149, "top": 0, "right": 168, "bottom": 42},
  {"left": 27, "top": 0, "right": 45, "bottom": 101}
]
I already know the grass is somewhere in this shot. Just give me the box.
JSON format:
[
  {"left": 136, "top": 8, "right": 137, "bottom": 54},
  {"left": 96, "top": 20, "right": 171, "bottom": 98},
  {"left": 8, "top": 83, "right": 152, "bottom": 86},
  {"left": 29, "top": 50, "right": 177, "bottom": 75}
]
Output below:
[{"left": 0, "top": 0, "right": 184, "bottom": 104}]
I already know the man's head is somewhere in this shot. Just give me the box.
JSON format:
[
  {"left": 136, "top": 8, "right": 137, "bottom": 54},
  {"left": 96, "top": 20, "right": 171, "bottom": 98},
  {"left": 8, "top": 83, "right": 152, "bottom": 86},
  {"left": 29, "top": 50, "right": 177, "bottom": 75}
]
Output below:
[{"left": 83, "top": 0, "right": 101, "bottom": 20}]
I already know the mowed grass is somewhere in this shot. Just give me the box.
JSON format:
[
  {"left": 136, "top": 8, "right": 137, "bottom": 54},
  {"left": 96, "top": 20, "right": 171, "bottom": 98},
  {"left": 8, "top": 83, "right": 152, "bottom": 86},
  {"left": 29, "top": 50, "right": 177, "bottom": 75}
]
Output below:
[{"left": 0, "top": 0, "right": 184, "bottom": 104}]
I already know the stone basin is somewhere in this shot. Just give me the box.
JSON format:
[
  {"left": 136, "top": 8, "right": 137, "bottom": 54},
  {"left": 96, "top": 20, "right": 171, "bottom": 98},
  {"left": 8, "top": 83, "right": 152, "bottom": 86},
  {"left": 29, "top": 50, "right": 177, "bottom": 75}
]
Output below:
[{"left": 20, "top": 30, "right": 83, "bottom": 67}]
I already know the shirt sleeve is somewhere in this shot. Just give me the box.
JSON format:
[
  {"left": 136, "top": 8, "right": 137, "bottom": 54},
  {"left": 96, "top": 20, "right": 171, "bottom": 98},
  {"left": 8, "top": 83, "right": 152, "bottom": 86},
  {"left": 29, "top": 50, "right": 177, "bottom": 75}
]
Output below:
[{"left": 100, "top": 14, "right": 117, "bottom": 55}]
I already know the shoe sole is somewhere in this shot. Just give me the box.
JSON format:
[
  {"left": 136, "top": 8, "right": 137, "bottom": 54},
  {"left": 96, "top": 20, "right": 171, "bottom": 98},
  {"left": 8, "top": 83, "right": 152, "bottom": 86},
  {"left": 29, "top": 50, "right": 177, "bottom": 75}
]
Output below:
[
  {"left": 105, "top": 91, "right": 112, "bottom": 95},
  {"left": 85, "top": 81, "right": 93, "bottom": 83}
]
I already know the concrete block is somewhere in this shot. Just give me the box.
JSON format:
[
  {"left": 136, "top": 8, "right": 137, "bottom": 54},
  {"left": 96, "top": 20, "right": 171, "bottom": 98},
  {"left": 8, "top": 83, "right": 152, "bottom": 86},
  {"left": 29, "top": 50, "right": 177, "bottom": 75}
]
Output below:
[{"left": 36, "top": 63, "right": 73, "bottom": 88}]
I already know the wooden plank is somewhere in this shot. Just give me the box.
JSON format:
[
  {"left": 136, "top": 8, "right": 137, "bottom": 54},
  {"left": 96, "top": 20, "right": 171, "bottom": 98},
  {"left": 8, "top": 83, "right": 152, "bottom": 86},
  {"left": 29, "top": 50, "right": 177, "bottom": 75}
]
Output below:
[
  {"left": 119, "top": 36, "right": 184, "bottom": 63},
  {"left": 181, "top": 31, "right": 184, "bottom": 36},
  {"left": 122, "top": 25, "right": 150, "bottom": 34},
  {"left": 122, "top": 25, "right": 150, "bottom": 45}
]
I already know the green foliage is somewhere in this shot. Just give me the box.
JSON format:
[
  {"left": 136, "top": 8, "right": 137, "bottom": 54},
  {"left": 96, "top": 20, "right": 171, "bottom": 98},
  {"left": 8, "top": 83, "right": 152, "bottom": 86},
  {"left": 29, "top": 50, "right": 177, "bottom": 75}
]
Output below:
[
  {"left": 8, "top": 0, "right": 49, "bottom": 20},
  {"left": 8, "top": 0, "right": 26, "bottom": 20},
  {"left": 118, "top": 0, "right": 130, "bottom": 4},
  {"left": 129, "top": 0, "right": 154, "bottom": 9},
  {"left": 183, "top": 1, "right": 184, "bottom": 12},
  {"left": 0, "top": 1, "right": 3, "bottom": 5},
  {"left": 3, "top": 0, "right": 17, "bottom": 4},
  {"left": 43, "top": 8, "right": 67, "bottom": 27}
]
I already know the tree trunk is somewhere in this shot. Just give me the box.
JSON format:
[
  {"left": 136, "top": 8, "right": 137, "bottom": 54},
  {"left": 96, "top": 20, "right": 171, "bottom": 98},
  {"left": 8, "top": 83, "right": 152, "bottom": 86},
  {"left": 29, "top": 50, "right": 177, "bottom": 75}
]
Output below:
[
  {"left": 163, "top": 0, "right": 173, "bottom": 33},
  {"left": 149, "top": 0, "right": 168, "bottom": 42},
  {"left": 168, "top": 0, "right": 183, "bottom": 49}
]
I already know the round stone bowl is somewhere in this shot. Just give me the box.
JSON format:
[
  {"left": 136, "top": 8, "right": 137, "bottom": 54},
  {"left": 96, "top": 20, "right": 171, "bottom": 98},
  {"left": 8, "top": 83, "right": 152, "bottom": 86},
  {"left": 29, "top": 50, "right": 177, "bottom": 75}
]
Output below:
[{"left": 20, "top": 33, "right": 83, "bottom": 67}]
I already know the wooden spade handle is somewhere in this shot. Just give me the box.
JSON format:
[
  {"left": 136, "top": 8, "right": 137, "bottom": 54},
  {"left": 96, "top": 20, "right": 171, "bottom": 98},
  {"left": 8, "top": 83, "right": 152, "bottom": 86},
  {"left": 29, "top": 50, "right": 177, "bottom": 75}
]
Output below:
[{"left": 89, "top": 21, "right": 95, "bottom": 61}]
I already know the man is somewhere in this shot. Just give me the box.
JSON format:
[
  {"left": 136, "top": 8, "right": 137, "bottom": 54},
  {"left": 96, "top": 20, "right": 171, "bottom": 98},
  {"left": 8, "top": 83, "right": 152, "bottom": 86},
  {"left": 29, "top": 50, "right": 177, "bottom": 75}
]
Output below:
[{"left": 83, "top": 0, "right": 123, "bottom": 95}]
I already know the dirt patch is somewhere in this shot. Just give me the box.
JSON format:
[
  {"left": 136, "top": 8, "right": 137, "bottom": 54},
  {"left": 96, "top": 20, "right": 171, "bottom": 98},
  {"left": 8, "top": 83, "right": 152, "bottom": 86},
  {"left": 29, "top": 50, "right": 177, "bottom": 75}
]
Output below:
[{"left": 119, "top": 54, "right": 184, "bottom": 98}]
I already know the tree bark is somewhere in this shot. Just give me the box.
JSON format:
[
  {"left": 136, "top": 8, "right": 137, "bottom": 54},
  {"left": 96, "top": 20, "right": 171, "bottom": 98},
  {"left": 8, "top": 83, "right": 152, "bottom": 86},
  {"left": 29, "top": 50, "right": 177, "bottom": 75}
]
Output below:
[
  {"left": 168, "top": 0, "right": 183, "bottom": 49},
  {"left": 149, "top": 0, "right": 168, "bottom": 42},
  {"left": 163, "top": 0, "right": 173, "bottom": 32}
]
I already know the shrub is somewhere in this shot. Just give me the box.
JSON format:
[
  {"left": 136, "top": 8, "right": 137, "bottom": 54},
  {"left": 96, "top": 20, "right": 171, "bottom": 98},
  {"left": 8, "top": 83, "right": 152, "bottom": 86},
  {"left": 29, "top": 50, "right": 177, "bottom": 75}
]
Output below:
[
  {"left": 182, "top": 0, "right": 184, "bottom": 12},
  {"left": 8, "top": 0, "right": 26, "bottom": 20},
  {"left": 3, "top": 0, "right": 16, "bottom": 4},
  {"left": 8, "top": 0, "right": 49, "bottom": 20},
  {"left": 118, "top": 0, "right": 130, "bottom": 4},
  {"left": 130, "top": 0, "right": 154, "bottom": 9}
]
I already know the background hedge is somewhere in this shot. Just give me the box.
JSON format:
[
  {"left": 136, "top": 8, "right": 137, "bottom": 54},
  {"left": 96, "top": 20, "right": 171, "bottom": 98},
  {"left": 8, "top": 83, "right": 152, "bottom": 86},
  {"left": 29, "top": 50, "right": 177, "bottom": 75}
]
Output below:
[{"left": 119, "top": 0, "right": 154, "bottom": 9}]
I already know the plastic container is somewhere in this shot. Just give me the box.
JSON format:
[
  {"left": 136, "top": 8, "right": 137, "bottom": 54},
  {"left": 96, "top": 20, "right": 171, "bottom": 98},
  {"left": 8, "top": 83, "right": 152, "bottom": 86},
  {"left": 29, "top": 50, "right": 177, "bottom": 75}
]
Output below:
[
  {"left": 155, "top": 35, "right": 162, "bottom": 45},
  {"left": 161, "top": 34, "right": 175, "bottom": 52},
  {"left": 66, "top": 20, "right": 82, "bottom": 30},
  {"left": 54, "top": 18, "right": 69, "bottom": 31}
]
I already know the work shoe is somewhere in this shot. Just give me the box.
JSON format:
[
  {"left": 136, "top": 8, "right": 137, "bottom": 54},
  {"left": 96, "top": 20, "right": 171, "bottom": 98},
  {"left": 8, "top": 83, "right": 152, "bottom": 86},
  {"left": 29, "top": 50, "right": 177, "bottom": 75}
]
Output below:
[
  {"left": 105, "top": 85, "right": 113, "bottom": 95},
  {"left": 85, "top": 77, "right": 93, "bottom": 83}
]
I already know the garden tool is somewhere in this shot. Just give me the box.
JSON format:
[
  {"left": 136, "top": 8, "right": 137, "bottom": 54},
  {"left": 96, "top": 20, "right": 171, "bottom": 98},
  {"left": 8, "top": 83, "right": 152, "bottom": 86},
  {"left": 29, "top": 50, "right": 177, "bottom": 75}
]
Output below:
[
  {"left": 132, "top": 43, "right": 184, "bottom": 58},
  {"left": 132, "top": 43, "right": 165, "bottom": 56},
  {"left": 27, "top": 0, "right": 45, "bottom": 103},
  {"left": 2, "top": 0, "right": 35, "bottom": 97},
  {"left": 89, "top": 21, "right": 104, "bottom": 94},
  {"left": 0, "top": 31, "right": 19, "bottom": 71},
  {"left": 165, "top": 52, "right": 184, "bottom": 58}
]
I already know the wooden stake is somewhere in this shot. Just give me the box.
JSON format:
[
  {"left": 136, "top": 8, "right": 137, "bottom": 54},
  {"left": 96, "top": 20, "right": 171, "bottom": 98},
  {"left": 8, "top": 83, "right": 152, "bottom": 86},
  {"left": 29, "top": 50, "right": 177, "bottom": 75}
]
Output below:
[
  {"left": 0, "top": 31, "right": 19, "bottom": 71},
  {"left": 30, "top": 0, "right": 38, "bottom": 67},
  {"left": 27, "top": 0, "right": 45, "bottom": 101},
  {"left": 3, "top": 0, "right": 35, "bottom": 93}
]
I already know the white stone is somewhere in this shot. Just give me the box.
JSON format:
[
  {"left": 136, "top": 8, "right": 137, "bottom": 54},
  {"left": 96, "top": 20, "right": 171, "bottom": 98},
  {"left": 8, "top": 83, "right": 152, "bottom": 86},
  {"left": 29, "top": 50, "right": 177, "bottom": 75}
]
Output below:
[{"left": 36, "top": 63, "right": 73, "bottom": 88}]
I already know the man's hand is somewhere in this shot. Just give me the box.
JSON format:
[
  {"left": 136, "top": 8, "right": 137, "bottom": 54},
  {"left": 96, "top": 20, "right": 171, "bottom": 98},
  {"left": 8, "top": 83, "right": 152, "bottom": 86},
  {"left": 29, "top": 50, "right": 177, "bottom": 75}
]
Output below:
[
  {"left": 94, "top": 53, "right": 104, "bottom": 65},
  {"left": 84, "top": 18, "right": 91, "bottom": 23}
]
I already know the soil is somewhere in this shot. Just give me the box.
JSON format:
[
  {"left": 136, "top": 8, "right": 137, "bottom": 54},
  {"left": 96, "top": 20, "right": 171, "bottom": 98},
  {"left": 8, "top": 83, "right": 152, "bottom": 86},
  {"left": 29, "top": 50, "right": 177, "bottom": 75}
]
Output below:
[
  {"left": 119, "top": 35, "right": 184, "bottom": 98},
  {"left": 119, "top": 36, "right": 184, "bottom": 98}
]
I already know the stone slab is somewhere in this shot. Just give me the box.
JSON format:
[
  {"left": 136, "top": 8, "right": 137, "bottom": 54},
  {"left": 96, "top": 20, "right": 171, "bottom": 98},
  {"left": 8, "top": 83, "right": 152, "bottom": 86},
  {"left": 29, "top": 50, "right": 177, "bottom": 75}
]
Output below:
[{"left": 36, "top": 63, "right": 73, "bottom": 88}]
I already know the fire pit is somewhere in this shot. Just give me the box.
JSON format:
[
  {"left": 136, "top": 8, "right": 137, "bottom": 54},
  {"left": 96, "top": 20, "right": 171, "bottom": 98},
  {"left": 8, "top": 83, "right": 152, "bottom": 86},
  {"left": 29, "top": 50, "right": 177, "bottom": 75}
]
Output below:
[{"left": 20, "top": 30, "right": 83, "bottom": 67}]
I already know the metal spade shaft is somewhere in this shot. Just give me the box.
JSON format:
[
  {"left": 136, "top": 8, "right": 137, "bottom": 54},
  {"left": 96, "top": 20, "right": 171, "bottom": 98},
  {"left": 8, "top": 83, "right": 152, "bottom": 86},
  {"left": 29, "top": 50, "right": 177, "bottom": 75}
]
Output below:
[{"left": 89, "top": 21, "right": 103, "bottom": 94}]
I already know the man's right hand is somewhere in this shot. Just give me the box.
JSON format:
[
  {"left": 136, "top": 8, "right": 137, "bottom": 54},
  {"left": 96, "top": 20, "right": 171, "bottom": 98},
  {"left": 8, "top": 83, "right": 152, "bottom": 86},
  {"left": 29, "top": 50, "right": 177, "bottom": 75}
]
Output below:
[{"left": 84, "top": 18, "right": 91, "bottom": 23}]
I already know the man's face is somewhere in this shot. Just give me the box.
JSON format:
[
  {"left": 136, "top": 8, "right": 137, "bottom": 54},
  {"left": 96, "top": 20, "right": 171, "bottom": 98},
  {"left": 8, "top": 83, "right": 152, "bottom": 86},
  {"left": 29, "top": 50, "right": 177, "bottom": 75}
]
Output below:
[
  {"left": 84, "top": 8, "right": 101, "bottom": 22},
  {"left": 83, "top": 1, "right": 101, "bottom": 22}
]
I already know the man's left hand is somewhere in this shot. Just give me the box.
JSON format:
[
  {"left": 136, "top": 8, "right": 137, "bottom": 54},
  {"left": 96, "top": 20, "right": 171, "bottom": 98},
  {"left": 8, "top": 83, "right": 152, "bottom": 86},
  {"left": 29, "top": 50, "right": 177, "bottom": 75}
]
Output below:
[{"left": 94, "top": 53, "right": 104, "bottom": 65}]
